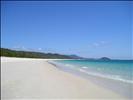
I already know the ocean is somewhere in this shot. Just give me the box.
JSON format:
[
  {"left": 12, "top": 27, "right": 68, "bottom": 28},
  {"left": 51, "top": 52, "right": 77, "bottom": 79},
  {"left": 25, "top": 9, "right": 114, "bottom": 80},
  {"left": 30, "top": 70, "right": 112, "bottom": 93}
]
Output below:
[{"left": 50, "top": 60, "right": 133, "bottom": 84}]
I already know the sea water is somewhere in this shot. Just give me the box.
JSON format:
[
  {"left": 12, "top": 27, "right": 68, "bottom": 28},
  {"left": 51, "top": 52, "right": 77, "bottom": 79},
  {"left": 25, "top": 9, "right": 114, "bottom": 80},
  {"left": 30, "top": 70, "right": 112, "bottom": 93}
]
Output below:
[{"left": 51, "top": 60, "right": 133, "bottom": 84}]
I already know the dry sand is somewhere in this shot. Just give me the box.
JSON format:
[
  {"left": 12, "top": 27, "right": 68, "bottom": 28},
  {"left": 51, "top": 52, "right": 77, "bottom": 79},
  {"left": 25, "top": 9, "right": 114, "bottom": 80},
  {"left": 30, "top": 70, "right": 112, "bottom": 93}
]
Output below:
[{"left": 1, "top": 57, "right": 128, "bottom": 100}]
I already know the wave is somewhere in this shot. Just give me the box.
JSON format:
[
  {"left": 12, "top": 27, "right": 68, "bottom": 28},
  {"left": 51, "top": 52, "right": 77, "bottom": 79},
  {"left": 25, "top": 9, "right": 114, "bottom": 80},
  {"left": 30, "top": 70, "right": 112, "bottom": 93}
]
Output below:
[
  {"left": 49, "top": 61, "right": 133, "bottom": 84},
  {"left": 78, "top": 68, "right": 133, "bottom": 84},
  {"left": 82, "top": 66, "right": 88, "bottom": 69}
]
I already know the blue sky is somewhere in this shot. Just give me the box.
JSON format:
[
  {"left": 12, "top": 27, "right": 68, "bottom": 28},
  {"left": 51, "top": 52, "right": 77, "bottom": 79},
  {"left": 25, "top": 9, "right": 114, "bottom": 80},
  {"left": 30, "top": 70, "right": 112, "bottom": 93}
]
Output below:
[{"left": 1, "top": 1, "right": 132, "bottom": 59}]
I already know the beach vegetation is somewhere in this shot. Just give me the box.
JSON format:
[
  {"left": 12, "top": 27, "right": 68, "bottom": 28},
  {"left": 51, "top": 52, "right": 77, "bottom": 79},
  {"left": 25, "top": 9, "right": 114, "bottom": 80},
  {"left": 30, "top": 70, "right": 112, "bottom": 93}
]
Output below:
[{"left": 0, "top": 48, "right": 73, "bottom": 59}]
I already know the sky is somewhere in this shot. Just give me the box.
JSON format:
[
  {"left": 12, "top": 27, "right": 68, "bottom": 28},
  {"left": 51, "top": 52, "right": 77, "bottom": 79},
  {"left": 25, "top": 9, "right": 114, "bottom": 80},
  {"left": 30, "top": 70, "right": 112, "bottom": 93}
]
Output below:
[{"left": 1, "top": 1, "right": 132, "bottom": 59}]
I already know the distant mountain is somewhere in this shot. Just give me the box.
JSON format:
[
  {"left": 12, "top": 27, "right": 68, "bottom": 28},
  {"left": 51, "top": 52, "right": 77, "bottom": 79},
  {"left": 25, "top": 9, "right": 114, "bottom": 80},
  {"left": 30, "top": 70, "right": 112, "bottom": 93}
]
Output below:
[
  {"left": 99, "top": 57, "right": 111, "bottom": 61},
  {"left": 69, "top": 55, "right": 84, "bottom": 59},
  {"left": 84, "top": 57, "right": 111, "bottom": 61},
  {"left": 0, "top": 48, "right": 74, "bottom": 59},
  {"left": 0, "top": 48, "right": 111, "bottom": 60}
]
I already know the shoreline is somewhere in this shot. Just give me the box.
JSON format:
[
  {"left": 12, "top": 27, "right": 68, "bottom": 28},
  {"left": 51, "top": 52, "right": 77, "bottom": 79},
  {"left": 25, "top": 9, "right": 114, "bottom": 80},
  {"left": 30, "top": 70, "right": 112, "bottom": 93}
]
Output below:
[
  {"left": 48, "top": 61, "right": 132, "bottom": 99},
  {"left": 48, "top": 60, "right": 133, "bottom": 84},
  {"left": 1, "top": 57, "right": 129, "bottom": 99}
]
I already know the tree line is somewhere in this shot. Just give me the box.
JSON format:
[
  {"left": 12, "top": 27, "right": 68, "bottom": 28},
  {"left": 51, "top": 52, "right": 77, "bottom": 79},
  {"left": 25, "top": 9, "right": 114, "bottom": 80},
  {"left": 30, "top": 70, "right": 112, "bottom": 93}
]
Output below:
[{"left": 0, "top": 48, "right": 73, "bottom": 59}]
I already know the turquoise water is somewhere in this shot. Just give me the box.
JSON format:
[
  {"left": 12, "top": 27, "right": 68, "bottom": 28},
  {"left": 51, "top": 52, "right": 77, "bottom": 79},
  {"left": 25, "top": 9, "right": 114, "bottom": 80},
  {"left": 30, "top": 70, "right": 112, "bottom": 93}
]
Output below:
[{"left": 52, "top": 60, "right": 133, "bottom": 84}]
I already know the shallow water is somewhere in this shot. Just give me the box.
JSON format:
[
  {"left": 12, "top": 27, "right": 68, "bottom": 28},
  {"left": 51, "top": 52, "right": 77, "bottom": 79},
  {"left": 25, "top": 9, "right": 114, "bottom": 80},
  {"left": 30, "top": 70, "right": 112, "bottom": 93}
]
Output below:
[{"left": 53, "top": 60, "right": 133, "bottom": 84}]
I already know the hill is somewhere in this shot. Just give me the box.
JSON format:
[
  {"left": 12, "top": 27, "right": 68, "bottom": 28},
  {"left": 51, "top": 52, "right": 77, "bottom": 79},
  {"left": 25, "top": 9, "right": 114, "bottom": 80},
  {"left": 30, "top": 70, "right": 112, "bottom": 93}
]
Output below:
[
  {"left": 0, "top": 48, "right": 73, "bottom": 59},
  {"left": 99, "top": 57, "right": 111, "bottom": 61},
  {"left": 69, "top": 54, "right": 84, "bottom": 59}
]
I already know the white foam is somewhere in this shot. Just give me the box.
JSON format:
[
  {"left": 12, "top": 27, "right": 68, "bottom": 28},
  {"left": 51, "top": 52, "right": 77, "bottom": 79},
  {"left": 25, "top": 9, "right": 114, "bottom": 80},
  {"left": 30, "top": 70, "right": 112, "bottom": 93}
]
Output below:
[
  {"left": 50, "top": 61, "right": 133, "bottom": 84},
  {"left": 78, "top": 68, "right": 133, "bottom": 84},
  {"left": 82, "top": 66, "right": 88, "bottom": 69}
]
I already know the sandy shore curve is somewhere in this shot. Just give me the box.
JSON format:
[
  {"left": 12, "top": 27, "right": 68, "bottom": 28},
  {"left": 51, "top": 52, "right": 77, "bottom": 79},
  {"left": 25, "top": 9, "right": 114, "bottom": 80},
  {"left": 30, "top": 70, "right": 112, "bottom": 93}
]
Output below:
[{"left": 1, "top": 57, "right": 128, "bottom": 100}]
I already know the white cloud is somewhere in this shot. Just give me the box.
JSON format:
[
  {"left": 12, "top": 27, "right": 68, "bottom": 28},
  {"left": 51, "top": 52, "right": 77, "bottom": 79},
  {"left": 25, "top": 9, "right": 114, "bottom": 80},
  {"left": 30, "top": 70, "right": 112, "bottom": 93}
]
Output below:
[
  {"left": 38, "top": 48, "right": 42, "bottom": 51},
  {"left": 100, "top": 41, "right": 108, "bottom": 45},
  {"left": 100, "top": 41, "right": 105, "bottom": 44},
  {"left": 93, "top": 43, "right": 99, "bottom": 47},
  {"left": 22, "top": 46, "right": 26, "bottom": 50},
  {"left": 13, "top": 46, "right": 27, "bottom": 50},
  {"left": 12, "top": 46, "right": 45, "bottom": 53},
  {"left": 90, "top": 41, "right": 107, "bottom": 48}
]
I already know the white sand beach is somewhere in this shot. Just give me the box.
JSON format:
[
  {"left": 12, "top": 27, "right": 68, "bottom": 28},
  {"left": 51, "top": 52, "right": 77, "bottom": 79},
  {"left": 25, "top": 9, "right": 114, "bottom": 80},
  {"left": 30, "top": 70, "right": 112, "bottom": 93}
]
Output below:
[{"left": 1, "top": 57, "right": 129, "bottom": 100}]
